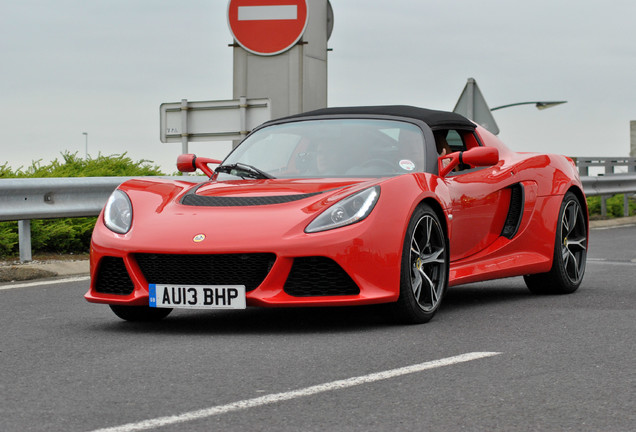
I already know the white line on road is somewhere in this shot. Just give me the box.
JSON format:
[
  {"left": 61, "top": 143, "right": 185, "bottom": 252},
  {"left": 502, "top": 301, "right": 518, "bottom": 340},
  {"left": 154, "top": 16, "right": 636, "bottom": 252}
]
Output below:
[
  {"left": 587, "top": 259, "right": 636, "bottom": 266},
  {"left": 591, "top": 223, "right": 635, "bottom": 230},
  {"left": 0, "top": 275, "right": 89, "bottom": 291},
  {"left": 89, "top": 351, "right": 501, "bottom": 432}
]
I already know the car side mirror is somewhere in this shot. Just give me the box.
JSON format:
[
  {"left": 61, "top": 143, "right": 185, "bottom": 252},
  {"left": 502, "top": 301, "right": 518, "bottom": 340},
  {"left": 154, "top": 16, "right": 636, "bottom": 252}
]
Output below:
[
  {"left": 177, "top": 154, "right": 222, "bottom": 178},
  {"left": 438, "top": 146, "right": 499, "bottom": 177}
]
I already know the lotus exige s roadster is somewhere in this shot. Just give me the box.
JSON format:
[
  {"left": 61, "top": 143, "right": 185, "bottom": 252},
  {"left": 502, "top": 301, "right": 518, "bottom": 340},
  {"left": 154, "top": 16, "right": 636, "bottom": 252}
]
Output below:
[{"left": 85, "top": 106, "right": 588, "bottom": 323}]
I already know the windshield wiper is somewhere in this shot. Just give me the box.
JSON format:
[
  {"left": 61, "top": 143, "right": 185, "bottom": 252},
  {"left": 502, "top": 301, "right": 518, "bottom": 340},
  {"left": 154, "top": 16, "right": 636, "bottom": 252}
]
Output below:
[{"left": 214, "top": 163, "right": 275, "bottom": 180}]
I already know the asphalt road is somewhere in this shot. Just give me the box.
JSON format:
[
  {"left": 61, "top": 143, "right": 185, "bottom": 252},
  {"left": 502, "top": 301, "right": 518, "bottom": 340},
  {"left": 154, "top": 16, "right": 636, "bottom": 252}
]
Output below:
[{"left": 1, "top": 224, "right": 634, "bottom": 432}]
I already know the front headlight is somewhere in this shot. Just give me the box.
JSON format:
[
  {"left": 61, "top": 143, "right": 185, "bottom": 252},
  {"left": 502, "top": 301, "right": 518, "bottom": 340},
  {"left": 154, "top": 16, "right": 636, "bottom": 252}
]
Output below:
[
  {"left": 104, "top": 189, "right": 132, "bottom": 234},
  {"left": 305, "top": 186, "right": 380, "bottom": 233}
]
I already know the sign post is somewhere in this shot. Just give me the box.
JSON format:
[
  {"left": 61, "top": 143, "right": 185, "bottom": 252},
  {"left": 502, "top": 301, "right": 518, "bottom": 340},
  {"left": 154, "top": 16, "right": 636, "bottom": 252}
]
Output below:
[
  {"left": 160, "top": 98, "right": 271, "bottom": 144},
  {"left": 230, "top": 0, "right": 329, "bottom": 120}
]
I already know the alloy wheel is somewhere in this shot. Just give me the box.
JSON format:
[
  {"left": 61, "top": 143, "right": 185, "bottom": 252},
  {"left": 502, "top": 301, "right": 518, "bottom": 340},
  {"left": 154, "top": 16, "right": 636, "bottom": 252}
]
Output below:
[{"left": 409, "top": 215, "right": 446, "bottom": 312}]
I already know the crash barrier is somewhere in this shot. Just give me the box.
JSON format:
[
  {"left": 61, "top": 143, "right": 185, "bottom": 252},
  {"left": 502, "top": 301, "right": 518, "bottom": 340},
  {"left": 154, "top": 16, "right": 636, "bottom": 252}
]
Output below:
[
  {"left": 574, "top": 157, "right": 636, "bottom": 218},
  {"left": 575, "top": 157, "right": 636, "bottom": 176},
  {"left": 1, "top": 173, "right": 635, "bottom": 262},
  {"left": 0, "top": 176, "right": 207, "bottom": 262}
]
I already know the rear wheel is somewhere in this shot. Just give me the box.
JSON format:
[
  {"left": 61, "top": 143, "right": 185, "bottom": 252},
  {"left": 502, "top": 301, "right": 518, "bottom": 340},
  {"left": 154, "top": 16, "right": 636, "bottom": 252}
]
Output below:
[
  {"left": 392, "top": 203, "right": 448, "bottom": 324},
  {"left": 524, "top": 191, "right": 587, "bottom": 294},
  {"left": 109, "top": 305, "right": 173, "bottom": 322}
]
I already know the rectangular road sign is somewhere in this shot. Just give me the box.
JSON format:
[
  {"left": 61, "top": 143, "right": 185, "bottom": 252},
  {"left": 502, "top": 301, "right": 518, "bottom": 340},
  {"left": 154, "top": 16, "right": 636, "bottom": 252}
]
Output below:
[{"left": 160, "top": 98, "right": 271, "bottom": 143}]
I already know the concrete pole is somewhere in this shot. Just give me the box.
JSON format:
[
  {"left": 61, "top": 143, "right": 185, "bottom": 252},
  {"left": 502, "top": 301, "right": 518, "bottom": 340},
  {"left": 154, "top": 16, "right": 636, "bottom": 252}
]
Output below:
[
  {"left": 630, "top": 120, "right": 636, "bottom": 158},
  {"left": 629, "top": 121, "right": 636, "bottom": 216}
]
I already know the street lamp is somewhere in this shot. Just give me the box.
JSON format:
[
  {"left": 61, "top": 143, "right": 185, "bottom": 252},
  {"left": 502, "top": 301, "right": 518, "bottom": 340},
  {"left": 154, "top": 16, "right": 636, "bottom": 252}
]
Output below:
[
  {"left": 490, "top": 101, "right": 567, "bottom": 111},
  {"left": 82, "top": 132, "right": 88, "bottom": 158}
]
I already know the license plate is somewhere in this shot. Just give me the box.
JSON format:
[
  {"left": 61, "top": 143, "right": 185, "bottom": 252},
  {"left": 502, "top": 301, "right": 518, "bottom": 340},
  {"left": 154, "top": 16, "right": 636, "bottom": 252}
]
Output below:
[{"left": 149, "top": 284, "right": 246, "bottom": 309}]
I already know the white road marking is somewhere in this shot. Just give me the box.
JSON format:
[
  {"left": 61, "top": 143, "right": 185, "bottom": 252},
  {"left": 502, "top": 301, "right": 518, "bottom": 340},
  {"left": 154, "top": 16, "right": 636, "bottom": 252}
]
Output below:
[
  {"left": 238, "top": 5, "right": 297, "bottom": 21},
  {"left": 89, "top": 351, "right": 501, "bottom": 432},
  {"left": 0, "top": 275, "right": 89, "bottom": 291},
  {"left": 592, "top": 223, "right": 635, "bottom": 230},
  {"left": 587, "top": 260, "right": 636, "bottom": 266}
]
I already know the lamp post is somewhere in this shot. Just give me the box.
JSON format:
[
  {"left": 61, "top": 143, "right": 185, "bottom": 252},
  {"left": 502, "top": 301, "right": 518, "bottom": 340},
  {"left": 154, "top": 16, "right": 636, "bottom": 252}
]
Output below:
[
  {"left": 82, "top": 132, "right": 88, "bottom": 158},
  {"left": 491, "top": 101, "right": 567, "bottom": 111}
]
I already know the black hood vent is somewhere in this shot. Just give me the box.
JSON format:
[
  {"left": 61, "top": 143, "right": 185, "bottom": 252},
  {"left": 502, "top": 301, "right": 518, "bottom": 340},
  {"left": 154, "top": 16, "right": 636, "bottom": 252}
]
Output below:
[{"left": 181, "top": 191, "right": 322, "bottom": 207}]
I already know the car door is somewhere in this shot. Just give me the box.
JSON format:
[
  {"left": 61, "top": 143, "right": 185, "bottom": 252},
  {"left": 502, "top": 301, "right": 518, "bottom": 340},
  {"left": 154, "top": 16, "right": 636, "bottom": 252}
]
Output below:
[
  {"left": 444, "top": 168, "right": 512, "bottom": 261},
  {"left": 438, "top": 130, "right": 511, "bottom": 261}
]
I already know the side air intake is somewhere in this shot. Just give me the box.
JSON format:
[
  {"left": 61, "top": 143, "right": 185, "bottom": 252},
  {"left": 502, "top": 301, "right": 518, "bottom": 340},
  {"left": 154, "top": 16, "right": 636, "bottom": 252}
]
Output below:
[{"left": 501, "top": 183, "right": 524, "bottom": 239}]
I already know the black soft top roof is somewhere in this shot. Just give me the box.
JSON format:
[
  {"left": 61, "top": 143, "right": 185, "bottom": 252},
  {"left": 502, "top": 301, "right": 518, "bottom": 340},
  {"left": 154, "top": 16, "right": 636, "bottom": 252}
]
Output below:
[{"left": 275, "top": 105, "right": 476, "bottom": 130}]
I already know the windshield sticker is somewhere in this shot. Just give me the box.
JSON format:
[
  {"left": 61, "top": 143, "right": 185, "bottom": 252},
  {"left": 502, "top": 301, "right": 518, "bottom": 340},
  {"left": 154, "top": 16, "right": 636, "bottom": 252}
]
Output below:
[{"left": 399, "top": 160, "right": 415, "bottom": 171}]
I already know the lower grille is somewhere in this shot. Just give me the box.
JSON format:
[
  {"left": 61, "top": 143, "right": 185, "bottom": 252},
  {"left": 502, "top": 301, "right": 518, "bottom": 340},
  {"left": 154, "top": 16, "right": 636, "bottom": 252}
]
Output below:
[
  {"left": 284, "top": 256, "right": 360, "bottom": 297},
  {"left": 95, "top": 257, "right": 135, "bottom": 295},
  {"left": 134, "top": 253, "right": 276, "bottom": 292}
]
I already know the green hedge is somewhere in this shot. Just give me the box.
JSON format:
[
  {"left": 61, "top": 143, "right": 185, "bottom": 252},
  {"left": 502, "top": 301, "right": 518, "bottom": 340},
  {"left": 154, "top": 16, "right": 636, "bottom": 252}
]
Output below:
[
  {"left": 587, "top": 194, "right": 636, "bottom": 219},
  {"left": 0, "top": 152, "right": 164, "bottom": 178},
  {"left": 1, "top": 152, "right": 165, "bottom": 258}
]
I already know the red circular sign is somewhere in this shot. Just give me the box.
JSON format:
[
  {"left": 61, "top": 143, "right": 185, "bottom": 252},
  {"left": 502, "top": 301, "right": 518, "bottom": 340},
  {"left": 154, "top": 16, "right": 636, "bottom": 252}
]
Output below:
[{"left": 228, "top": 0, "right": 308, "bottom": 56}]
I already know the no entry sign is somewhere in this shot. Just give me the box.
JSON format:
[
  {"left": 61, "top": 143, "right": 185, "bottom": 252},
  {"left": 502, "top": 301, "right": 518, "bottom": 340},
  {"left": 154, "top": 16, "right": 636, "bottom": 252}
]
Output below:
[{"left": 228, "top": 0, "right": 309, "bottom": 56}]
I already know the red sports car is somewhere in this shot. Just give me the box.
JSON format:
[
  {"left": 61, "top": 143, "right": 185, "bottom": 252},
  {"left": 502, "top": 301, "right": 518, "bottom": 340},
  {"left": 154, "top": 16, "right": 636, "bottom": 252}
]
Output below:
[{"left": 85, "top": 106, "right": 588, "bottom": 323}]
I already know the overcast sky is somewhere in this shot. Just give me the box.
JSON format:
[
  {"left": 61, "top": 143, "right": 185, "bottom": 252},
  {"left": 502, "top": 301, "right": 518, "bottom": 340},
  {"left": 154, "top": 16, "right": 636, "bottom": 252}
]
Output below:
[{"left": 2, "top": 0, "right": 635, "bottom": 173}]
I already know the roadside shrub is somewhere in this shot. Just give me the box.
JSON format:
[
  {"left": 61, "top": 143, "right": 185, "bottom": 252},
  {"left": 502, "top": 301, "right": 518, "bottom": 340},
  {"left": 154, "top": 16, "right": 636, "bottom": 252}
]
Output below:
[
  {"left": 0, "top": 162, "right": 15, "bottom": 178},
  {"left": 587, "top": 194, "right": 635, "bottom": 219},
  {"left": 30, "top": 219, "right": 95, "bottom": 253},
  {"left": 587, "top": 196, "right": 601, "bottom": 216},
  {"left": 0, "top": 223, "right": 19, "bottom": 256},
  {"left": 1, "top": 152, "right": 164, "bottom": 178}
]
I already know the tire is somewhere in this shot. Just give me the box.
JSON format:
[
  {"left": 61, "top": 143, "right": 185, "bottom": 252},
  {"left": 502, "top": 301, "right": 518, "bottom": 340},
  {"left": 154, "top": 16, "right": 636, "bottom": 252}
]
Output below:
[
  {"left": 109, "top": 305, "right": 173, "bottom": 322},
  {"left": 524, "top": 191, "right": 587, "bottom": 294},
  {"left": 392, "top": 203, "right": 449, "bottom": 324}
]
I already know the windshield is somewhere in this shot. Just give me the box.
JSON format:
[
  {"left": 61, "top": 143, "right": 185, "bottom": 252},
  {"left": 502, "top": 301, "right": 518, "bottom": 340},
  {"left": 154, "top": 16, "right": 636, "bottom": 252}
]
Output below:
[{"left": 217, "top": 119, "right": 426, "bottom": 179}]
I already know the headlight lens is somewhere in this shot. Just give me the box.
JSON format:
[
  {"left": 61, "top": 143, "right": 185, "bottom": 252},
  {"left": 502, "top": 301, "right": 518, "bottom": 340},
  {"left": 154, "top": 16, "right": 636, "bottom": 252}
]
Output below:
[
  {"left": 305, "top": 186, "right": 380, "bottom": 233},
  {"left": 104, "top": 189, "right": 132, "bottom": 234}
]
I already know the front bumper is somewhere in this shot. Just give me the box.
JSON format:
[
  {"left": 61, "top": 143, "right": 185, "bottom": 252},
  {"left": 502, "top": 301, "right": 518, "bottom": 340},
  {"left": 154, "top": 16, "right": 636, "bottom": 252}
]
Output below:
[{"left": 85, "top": 214, "right": 403, "bottom": 308}]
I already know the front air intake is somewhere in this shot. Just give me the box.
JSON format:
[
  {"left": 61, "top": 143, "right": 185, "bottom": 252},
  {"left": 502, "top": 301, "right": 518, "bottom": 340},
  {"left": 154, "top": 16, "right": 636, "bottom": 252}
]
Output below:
[
  {"left": 284, "top": 257, "right": 360, "bottom": 297},
  {"left": 94, "top": 257, "right": 135, "bottom": 295}
]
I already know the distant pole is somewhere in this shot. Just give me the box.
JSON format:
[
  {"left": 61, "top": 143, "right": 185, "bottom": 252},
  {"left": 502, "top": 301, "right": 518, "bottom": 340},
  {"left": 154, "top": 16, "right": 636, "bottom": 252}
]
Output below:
[
  {"left": 630, "top": 121, "right": 636, "bottom": 158},
  {"left": 180, "top": 100, "right": 189, "bottom": 176},
  {"left": 82, "top": 132, "right": 88, "bottom": 158}
]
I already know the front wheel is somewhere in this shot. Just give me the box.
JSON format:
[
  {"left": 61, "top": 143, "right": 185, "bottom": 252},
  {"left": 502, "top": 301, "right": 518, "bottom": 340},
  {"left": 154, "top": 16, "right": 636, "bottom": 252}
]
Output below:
[
  {"left": 392, "top": 203, "right": 449, "bottom": 324},
  {"left": 524, "top": 191, "right": 587, "bottom": 294},
  {"left": 109, "top": 305, "right": 173, "bottom": 322}
]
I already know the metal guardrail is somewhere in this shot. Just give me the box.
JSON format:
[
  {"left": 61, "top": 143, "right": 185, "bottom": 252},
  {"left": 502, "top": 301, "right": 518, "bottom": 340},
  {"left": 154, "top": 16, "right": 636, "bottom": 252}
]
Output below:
[
  {"left": 0, "top": 177, "right": 135, "bottom": 221},
  {"left": 574, "top": 157, "right": 636, "bottom": 219},
  {"left": 0, "top": 176, "right": 206, "bottom": 262},
  {"left": 1, "top": 172, "right": 635, "bottom": 262},
  {"left": 575, "top": 156, "right": 636, "bottom": 176},
  {"left": 1, "top": 174, "right": 633, "bottom": 221},
  {"left": 0, "top": 176, "right": 207, "bottom": 221},
  {"left": 581, "top": 173, "right": 636, "bottom": 196}
]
